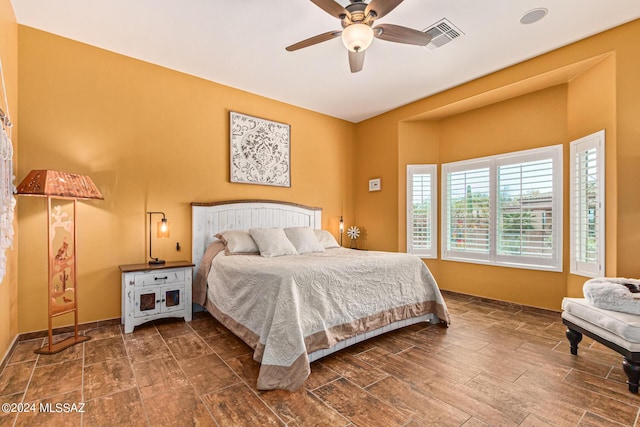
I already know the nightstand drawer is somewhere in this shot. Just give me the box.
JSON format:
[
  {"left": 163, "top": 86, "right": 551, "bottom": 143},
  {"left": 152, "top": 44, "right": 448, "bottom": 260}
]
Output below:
[{"left": 134, "top": 269, "right": 185, "bottom": 287}]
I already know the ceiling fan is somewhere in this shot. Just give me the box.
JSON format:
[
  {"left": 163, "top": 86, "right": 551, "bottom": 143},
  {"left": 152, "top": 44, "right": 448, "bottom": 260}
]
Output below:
[{"left": 286, "top": 0, "right": 432, "bottom": 73}]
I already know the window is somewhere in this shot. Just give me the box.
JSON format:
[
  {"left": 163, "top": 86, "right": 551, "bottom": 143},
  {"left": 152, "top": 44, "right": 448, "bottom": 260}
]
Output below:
[
  {"left": 442, "top": 145, "right": 563, "bottom": 271},
  {"left": 443, "top": 162, "right": 491, "bottom": 262},
  {"left": 570, "top": 130, "right": 605, "bottom": 278},
  {"left": 406, "top": 165, "right": 437, "bottom": 258}
]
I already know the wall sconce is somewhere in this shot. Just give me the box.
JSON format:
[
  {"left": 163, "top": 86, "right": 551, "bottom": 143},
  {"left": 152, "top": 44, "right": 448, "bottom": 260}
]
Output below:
[
  {"left": 16, "top": 169, "right": 103, "bottom": 354},
  {"left": 147, "top": 211, "right": 169, "bottom": 265},
  {"left": 339, "top": 215, "right": 344, "bottom": 246}
]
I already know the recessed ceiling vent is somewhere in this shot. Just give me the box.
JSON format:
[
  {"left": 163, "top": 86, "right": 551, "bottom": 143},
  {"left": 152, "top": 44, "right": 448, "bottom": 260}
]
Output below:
[{"left": 423, "top": 19, "right": 464, "bottom": 51}]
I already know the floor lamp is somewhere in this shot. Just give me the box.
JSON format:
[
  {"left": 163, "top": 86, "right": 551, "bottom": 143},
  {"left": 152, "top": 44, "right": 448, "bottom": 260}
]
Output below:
[{"left": 17, "top": 170, "right": 103, "bottom": 354}]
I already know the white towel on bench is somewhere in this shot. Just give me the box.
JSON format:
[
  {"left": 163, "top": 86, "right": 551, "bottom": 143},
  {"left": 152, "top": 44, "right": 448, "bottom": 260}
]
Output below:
[{"left": 583, "top": 277, "right": 640, "bottom": 315}]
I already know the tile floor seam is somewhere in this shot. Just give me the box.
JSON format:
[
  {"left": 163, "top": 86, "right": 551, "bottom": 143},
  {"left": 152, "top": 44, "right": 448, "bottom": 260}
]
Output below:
[
  {"left": 124, "top": 324, "right": 155, "bottom": 427},
  {"left": 251, "top": 385, "right": 296, "bottom": 426},
  {"left": 170, "top": 324, "right": 229, "bottom": 427},
  {"left": 81, "top": 381, "right": 137, "bottom": 403},
  {"left": 604, "top": 365, "right": 616, "bottom": 381},
  {"left": 362, "top": 373, "right": 390, "bottom": 391},
  {"left": 306, "top": 386, "right": 351, "bottom": 426},
  {"left": 80, "top": 338, "right": 86, "bottom": 427},
  {"left": 11, "top": 355, "right": 38, "bottom": 427},
  {"left": 195, "top": 391, "right": 222, "bottom": 427},
  {"left": 192, "top": 326, "right": 251, "bottom": 397}
]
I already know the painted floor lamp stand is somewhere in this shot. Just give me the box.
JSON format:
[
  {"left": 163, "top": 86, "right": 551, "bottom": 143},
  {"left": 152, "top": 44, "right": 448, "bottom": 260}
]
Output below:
[{"left": 35, "top": 196, "right": 90, "bottom": 354}]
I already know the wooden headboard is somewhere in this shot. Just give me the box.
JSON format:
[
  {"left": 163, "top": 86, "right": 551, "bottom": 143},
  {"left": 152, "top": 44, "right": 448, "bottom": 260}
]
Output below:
[{"left": 191, "top": 200, "right": 322, "bottom": 270}]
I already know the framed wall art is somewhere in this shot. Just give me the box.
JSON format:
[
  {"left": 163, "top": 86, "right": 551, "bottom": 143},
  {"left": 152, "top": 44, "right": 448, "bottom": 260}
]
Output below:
[
  {"left": 230, "top": 111, "right": 291, "bottom": 187},
  {"left": 369, "top": 178, "right": 381, "bottom": 192}
]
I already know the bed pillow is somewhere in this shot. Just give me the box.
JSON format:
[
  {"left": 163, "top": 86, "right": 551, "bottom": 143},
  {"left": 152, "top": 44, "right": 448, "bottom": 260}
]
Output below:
[
  {"left": 249, "top": 227, "right": 298, "bottom": 257},
  {"left": 284, "top": 227, "right": 325, "bottom": 254},
  {"left": 215, "top": 230, "right": 259, "bottom": 255},
  {"left": 314, "top": 229, "right": 341, "bottom": 249}
]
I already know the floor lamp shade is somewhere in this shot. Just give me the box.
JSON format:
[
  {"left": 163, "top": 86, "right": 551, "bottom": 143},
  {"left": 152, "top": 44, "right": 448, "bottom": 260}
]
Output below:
[
  {"left": 16, "top": 169, "right": 104, "bottom": 199},
  {"left": 16, "top": 170, "right": 103, "bottom": 354}
]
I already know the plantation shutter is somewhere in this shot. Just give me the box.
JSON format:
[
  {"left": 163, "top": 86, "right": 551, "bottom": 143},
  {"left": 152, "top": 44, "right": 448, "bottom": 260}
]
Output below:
[
  {"left": 570, "top": 131, "right": 605, "bottom": 277},
  {"left": 443, "top": 164, "right": 491, "bottom": 261},
  {"left": 497, "top": 158, "right": 554, "bottom": 259},
  {"left": 406, "top": 165, "right": 437, "bottom": 258}
]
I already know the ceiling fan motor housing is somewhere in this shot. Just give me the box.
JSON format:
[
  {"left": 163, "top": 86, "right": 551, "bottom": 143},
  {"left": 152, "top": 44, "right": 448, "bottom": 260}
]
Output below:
[{"left": 342, "top": 1, "right": 370, "bottom": 25}]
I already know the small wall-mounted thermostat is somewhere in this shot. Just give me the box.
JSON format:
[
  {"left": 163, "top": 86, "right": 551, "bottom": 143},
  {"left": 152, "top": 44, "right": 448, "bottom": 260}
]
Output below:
[{"left": 369, "top": 178, "right": 381, "bottom": 192}]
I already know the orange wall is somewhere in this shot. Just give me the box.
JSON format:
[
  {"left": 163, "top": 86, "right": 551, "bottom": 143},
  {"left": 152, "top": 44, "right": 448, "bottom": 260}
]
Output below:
[
  {"left": 566, "top": 54, "right": 617, "bottom": 296},
  {"left": 0, "top": 0, "right": 18, "bottom": 361},
  {"left": 608, "top": 31, "right": 640, "bottom": 279},
  {"left": 17, "top": 27, "right": 355, "bottom": 333},
  {"left": 436, "top": 86, "right": 568, "bottom": 308},
  {"left": 397, "top": 120, "right": 440, "bottom": 276},
  {"left": 352, "top": 116, "right": 398, "bottom": 249},
  {"left": 356, "top": 19, "right": 640, "bottom": 310}
]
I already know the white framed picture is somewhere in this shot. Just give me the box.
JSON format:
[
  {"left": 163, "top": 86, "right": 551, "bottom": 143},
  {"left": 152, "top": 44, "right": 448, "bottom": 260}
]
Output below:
[
  {"left": 369, "top": 178, "right": 381, "bottom": 192},
  {"left": 230, "top": 111, "right": 291, "bottom": 187}
]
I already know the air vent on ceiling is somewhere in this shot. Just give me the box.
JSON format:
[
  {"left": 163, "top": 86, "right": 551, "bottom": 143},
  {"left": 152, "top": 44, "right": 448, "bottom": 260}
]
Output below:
[{"left": 423, "top": 19, "right": 464, "bottom": 51}]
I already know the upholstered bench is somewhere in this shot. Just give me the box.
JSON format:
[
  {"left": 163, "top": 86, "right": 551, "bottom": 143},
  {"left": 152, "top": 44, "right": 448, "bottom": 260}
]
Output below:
[{"left": 562, "top": 297, "right": 640, "bottom": 393}]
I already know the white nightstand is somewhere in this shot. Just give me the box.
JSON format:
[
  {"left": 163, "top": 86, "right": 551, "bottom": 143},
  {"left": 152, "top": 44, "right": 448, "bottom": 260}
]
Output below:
[{"left": 119, "top": 260, "right": 194, "bottom": 333}]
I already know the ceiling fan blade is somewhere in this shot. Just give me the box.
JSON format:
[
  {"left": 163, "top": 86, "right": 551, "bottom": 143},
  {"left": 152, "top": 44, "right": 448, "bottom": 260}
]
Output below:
[
  {"left": 365, "top": 0, "right": 404, "bottom": 20},
  {"left": 373, "top": 23, "right": 432, "bottom": 46},
  {"left": 286, "top": 30, "right": 342, "bottom": 51},
  {"left": 348, "top": 50, "right": 365, "bottom": 73},
  {"left": 310, "top": 0, "right": 351, "bottom": 20}
]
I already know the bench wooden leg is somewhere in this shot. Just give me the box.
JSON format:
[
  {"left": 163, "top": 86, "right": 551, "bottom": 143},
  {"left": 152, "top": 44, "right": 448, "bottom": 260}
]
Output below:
[
  {"left": 566, "top": 328, "right": 582, "bottom": 355},
  {"left": 623, "top": 358, "right": 640, "bottom": 394},
  {"left": 564, "top": 317, "right": 640, "bottom": 394}
]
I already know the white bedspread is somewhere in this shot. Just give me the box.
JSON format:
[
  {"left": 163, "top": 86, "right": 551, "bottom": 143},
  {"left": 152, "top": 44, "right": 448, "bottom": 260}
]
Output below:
[{"left": 205, "top": 247, "right": 449, "bottom": 390}]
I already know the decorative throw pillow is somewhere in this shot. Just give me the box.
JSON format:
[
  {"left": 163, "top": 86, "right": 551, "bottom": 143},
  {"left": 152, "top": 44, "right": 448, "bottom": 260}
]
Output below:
[
  {"left": 314, "top": 229, "right": 341, "bottom": 249},
  {"left": 249, "top": 228, "right": 298, "bottom": 257},
  {"left": 284, "top": 227, "right": 325, "bottom": 254},
  {"left": 215, "top": 230, "right": 259, "bottom": 255}
]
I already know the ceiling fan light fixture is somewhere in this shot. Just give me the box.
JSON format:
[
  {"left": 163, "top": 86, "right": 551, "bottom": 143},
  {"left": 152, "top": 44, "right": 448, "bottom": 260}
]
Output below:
[{"left": 341, "top": 23, "right": 374, "bottom": 52}]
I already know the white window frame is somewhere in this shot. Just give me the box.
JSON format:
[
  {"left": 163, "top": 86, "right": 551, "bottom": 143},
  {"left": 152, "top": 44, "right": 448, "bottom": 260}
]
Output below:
[
  {"left": 570, "top": 130, "right": 605, "bottom": 278},
  {"left": 441, "top": 144, "right": 563, "bottom": 271},
  {"left": 406, "top": 164, "right": 437, "bottom": 258}
]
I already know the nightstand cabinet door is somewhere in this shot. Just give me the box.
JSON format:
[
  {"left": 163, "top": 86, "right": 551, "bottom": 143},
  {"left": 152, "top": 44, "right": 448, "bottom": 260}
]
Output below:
[
  {"left": 133, "top": 285, "right": 185, "bottom": 318},
  {"left": 133, "top": 287, "right": 161, "bottom": 317},
  {"left": 120, "top": 262, "right": 193, "bottom": 333},
  {"left": 160, "top": 284, "right": 185, "bottom": 314}
]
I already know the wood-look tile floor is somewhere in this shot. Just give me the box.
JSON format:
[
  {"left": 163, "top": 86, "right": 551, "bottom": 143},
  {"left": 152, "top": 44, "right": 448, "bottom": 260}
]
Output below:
[{"left": 1, "top": 291, "right": 639, "bottom": 426}]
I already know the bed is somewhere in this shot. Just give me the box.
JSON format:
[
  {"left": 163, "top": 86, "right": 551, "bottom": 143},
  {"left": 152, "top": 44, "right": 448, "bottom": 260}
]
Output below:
[{"left": 192, "top": 200, "right": 449, "bottom": 391}]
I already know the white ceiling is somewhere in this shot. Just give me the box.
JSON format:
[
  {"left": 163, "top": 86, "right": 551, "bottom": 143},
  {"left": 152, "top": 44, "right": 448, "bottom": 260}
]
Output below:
[{"left": 10, "top": 0, "right": 640, "bottom": 123}]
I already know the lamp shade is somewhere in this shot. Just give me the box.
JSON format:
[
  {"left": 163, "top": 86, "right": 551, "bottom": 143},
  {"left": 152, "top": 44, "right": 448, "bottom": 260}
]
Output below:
[
  {"left": 157, "top": 219, "right": 170, "bottom": 238},
  {"left": 16, "top": 170, "right": 103, "bottom": 200},
  {"left": 341, "top": 23, "right": 374, "bottom": 52}
]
